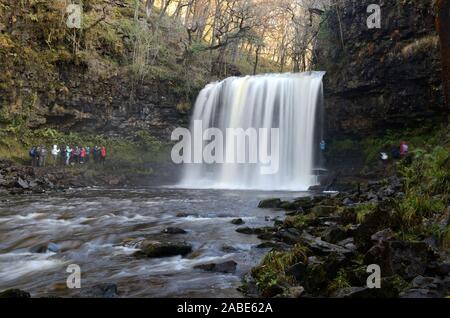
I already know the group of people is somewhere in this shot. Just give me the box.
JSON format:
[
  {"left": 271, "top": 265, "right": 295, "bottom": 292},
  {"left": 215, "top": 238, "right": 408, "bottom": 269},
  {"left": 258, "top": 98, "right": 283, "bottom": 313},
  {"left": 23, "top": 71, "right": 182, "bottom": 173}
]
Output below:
[
  {"left": 318, "top": 139, "right": 410, "bottom": 163},
  {"left": 380, "top": 141, "right": 409, "bottom": 162},
  {"left": 29, "top": 146, "right": 48, "bottom": 167},
  {"left": 30, "top": 145, "right": 107, "bottom": 167}
]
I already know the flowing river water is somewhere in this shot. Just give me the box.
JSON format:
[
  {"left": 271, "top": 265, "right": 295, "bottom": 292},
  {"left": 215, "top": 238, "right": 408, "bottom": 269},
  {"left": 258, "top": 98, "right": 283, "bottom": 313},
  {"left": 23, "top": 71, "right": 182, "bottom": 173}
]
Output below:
[{"left": 0, "top": 187, "right": 308, "bottom": 298}]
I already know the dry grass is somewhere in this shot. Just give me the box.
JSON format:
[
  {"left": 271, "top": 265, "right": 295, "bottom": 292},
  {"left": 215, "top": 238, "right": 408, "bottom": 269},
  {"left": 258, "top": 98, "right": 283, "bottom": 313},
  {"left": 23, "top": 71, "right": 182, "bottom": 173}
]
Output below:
[{"left": 401, "top": 35, "right": 439, "bottom": 58}]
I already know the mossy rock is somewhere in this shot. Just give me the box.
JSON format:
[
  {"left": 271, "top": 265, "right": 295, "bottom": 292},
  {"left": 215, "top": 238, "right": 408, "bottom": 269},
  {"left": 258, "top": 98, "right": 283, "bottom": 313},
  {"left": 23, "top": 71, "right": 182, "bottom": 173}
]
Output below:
[
  {"left": 310, "top": 205, "right": 336, "bottom": 217},
  {"left": 258, "top": 198, "right": 282, "bottom": 209}
]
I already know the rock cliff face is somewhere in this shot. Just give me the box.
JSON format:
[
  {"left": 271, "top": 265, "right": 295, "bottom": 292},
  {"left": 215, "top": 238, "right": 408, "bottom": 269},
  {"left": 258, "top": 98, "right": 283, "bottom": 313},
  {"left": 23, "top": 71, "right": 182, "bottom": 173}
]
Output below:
[
  {"left": 50, "top": 62, "right": 188, "bottom": 139},
  {"left": 0, "top": 1, "right": 190, "bottom": 140},
  {"left": 316, "top": 0, "right": 446, "bottom": 139}
]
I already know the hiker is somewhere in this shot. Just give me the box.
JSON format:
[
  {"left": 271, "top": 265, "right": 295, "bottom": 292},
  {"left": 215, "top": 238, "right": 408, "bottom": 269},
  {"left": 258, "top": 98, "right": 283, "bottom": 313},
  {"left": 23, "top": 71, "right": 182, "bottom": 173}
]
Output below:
[
  {"left": 80, "top": 147, "right": 86, "bottom": 164},
  {"left": 100, "top": 146, "right": 107, "bottom": 164},
  {"left": 85, "top": 146, "right": 91, "bottom": 163},
  {"left": 320, "top": 140, "right": 326, "bottom": 152},
  {"left": 29, "top": 146, "right": 37, "bottom": 167},
  {"left": 39, "top": 146, "right": 48, "bottom": 167},
  {"left": 391, "top": 145, "right": 400, "bottom": 159},
  {"left": 51, "top": 145, "right": 60, "bottom": 166},
  {"left": 35, "top": 146, "right": 42, "bottom": 167},
  {"left": 93, "top": 146, "right": 100, "bottom": 163},
  {"left": 400, "top": 141, "right": 409, "bottom": 156},
  {"left": 71, "top": 146, "right": 76, "bottom": 164},
  {"left": 380, "top": 152, "right": 389, "bottom": 164},
  {"left": 65, "top": 146, "right": 72, "bottom": 166},
  {"left": 75, "top": 146, "right": 82, "bottom": 164},
  {"left": 60, "top": 145, "right": 66, "bottom": 165}
]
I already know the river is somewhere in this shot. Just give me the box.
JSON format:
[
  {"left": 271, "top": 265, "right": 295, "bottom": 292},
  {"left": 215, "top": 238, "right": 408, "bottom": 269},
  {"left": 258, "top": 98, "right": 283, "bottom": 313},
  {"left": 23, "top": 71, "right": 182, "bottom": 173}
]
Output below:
[{"left": 0, "top": 187, "right": 307, "bottom": 298}]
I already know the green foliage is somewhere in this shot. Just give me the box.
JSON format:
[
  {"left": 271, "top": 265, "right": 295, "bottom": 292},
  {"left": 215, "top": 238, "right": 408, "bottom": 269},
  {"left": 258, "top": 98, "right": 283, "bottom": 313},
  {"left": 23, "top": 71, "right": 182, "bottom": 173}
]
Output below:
[
  {"left": 134, "top": 130, "right": 163, "bottom": 153},
  {"left": 283, "top": 215, "right": 311, "bottom": 230},
  {"left": 252, "top": 244, "right": 309, "bottom": 296},
  {"left": 394, "top": 130, "right": 450, "bottom": 239},
  {"left": 327, "top": 269, "right": 351, "bottom": 294},
  {"left": 355, "top": 203, "right": 377, "bottom": 223}
]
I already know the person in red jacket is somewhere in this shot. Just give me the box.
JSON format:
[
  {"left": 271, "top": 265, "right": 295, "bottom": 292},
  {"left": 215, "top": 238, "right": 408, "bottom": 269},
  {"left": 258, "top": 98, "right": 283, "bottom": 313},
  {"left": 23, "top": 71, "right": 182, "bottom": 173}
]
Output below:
[
  {"left": 100, "top": 146, "right": 107, "bottom": 164},
  {"left": 80, "top": 147, "right": 86, "bottom": 164}
]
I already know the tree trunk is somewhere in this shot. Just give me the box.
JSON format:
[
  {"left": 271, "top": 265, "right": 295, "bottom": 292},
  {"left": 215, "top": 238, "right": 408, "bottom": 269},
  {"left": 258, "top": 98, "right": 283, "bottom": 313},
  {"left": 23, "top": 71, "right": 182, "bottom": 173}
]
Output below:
[
  {"left": 253, "top": 46, "right": 261, "bottom": 75},
  {"left": 145, "top": 0, "right": 155, "bottom": 17},
  {"left": 159, "top": 0, "right": 172, "bottom": 18},
  {"left": 436, "top": 0, "right": 450, "bottom": 108}
]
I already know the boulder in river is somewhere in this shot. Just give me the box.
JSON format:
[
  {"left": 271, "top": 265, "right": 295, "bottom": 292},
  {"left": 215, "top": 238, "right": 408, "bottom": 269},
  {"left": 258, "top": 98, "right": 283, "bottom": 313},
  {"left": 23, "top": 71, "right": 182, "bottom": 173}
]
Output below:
[
  {"left": 163, "top": 227, "right": 187, "bottom": 235},
  {"left": 79, "top": 283, "right": 119, "bottom": 298},
  {"left": 134, "top": 241, "right": 192, "bottom": 258},
  {"left": 231, "top": 218, "right": 245, "bottom": 225},
  {"left": 221, "top": 245, "right": 239, "bottom": 253},
  {"left": 176, "top": 212, "right": 198, "bottom": 218},
  {"left": 258, "top": 198, "right": 282, "bottom": 209},
  {"left": 195, "top": 260, "right": 238, "bottom": 274},
  {"left": 0, "top": 289, "right": 31, "bottom": 298},
  {"left": 30, "top": 242, "right": 59, "bottom": 253},
  {"left": 236, "top": 227, "right": 273, "bottom": 235}
]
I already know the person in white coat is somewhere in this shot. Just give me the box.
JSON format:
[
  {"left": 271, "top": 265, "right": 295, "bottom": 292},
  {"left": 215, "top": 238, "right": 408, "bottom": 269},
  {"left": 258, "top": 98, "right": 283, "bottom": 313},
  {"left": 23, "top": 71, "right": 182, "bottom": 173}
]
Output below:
[{"left": 51, "top": 145, "right": 60, "bottom": 166}]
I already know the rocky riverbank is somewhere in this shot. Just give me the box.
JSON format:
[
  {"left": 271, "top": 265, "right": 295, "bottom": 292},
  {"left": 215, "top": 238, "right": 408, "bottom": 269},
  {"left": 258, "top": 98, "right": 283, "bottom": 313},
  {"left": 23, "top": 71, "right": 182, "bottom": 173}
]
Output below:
[
  {"left": 241, "top": 176, "right": 450, "bottom": 298},
  {"left": 0, "top": 159, "right": 146, "bottom": 196}
]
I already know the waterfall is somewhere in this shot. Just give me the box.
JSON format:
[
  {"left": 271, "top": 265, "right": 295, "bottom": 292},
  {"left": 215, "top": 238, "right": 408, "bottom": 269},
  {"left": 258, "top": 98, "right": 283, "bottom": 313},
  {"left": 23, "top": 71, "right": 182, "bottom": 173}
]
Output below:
[{"left": 178, "top": 71, "right": 325, "bottom": 191}]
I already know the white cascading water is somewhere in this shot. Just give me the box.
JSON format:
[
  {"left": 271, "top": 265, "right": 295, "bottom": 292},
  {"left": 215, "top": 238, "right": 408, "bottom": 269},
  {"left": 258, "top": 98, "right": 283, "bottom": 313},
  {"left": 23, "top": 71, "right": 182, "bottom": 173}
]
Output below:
[{"left": 179, "top": 71, "right": 325, "bottom": 191}]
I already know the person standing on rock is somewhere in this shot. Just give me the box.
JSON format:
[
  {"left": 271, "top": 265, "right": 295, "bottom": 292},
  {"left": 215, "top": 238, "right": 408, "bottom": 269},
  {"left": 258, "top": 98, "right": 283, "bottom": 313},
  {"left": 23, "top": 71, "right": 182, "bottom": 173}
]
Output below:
[
  {"left": 65, "top": 146, "right": 72, "bottom": 166},
  {"left": 320, "top": 140, "right": 326, "bottom": 152},
  {"left": 39, "top": 146, "right": 48, "bottom": 167},
  {"left": 60, "top": 145, "right": 66, "bottom": 165},
  {"left": 80, "top": 147, "right": 86, "bottom": 164},
  {"left": 29, "top": 146, "right": 37, "bottom": 167},
  {"left": 93, "top": 146, "right": 100, "bottom": 163},
  {"left": 71, "top": 146, "right": 76, "bottom": 164},
  {"left": 85, "top": 146, "right": 91, "bottom": 163},
  {"left": 35, "top": 146, "right": 41, "bottom": 167},
  {"left": 319, "top": 140, "right": 326, "bottom": 167},
  {"left": 100, "top": 146, "right": 107, "bottom": 164},
  {"left": 400, "top": 141, "right": 409, "bottom": 156},
  {"left": 51, "top": 145, "right": 60, "bottom": 166},
  {"left": 74, "top": 146, "right": 81, "bottom": 164}
]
